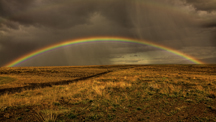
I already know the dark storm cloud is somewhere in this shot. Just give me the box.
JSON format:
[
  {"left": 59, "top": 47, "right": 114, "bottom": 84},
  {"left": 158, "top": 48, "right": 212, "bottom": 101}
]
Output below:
[
  {"left": 197, "top": 13, "right": 216, "bottom": 46},
  {"left": 0, "top": 40, "right": 38, "bottom": 66},
  {"left": 0, "top": 0, "right": 96, "bottom": 29},
  {"left": 96, "top": 0, "right": 133, "bottom": 28},
  {"left": 0, "top": 0, "right": 35, "bottom": 29},
  {"left": 0, "top": 0, "right": 216, "bottom": 66},
  {"left": 201, "top": 21, "right": 216, "bottom": 28},
  {"left": 182, "top": 0, "right": 216, "bottom": 45},
  {"left": 185, "top": 0, "right": 216, "bottom": 12},
  {"left": 0, "top": 0, "right": 35, "bottom": 17},
  {"left": 184, "top": 0, "right": 216, "bottom": 45},
  {"left": 0, "top": 17, "right": 20, "bottom": 29},
  {"left": 127, "top": 0, "right": 215, "bottom": 49},
  {"left": 202, "top": 57, "right": 216, "bottom": 64},
  {"left": 0, "top": 0, "right": 133, "bottom": 29},
  {"left": 0, "top": 0, "right": 136, "bottom": 66}
]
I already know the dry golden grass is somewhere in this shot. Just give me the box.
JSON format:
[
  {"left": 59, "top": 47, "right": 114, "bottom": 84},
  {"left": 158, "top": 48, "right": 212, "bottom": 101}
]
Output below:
[
  {"left": 196, "top": 85, "right": 205, "bottom": 91},
  {"left": 0, "top": 64, "right": 216, "bottom": 122},
  {"left": 0, "top": 66, "right": 108, "bottom": 89},
  {"left": 0, "top": 74, "right": 76, "bottom": 89},
  {"left": 0, "top": 77, "right": 133, "bottom": 109}
]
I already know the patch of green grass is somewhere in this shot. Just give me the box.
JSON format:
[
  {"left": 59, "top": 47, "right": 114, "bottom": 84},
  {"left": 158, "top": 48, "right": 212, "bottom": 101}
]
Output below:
[
  {"left": 120, "top": 99, "right": 125, "bottom": 103},
  {"left": 185, "top": 99, "right": 193, "bottom": 103},
  {"left": 168, "top": 94, "right": 178, "bottom": 98},
  {"left": 204, "top": 110, "right": 208, "bottom": 113},
  {"left": 196, "top": 97, "right": 205, "bottom": 103},
  {"left": 206, "top": 105, "right": 214, "bottom": 110},
  {"left": 164, "top": 101, "right": 169, "bottom": 105},
  {"left": 107, "top": 114, "right": 116, "bottom": 120},
  {"left": 124, "top": 109, "right": 128, "bottom": 113},
  {"left": 133, "top": 109, "right": 138, "bottom": 113},
  {"left": 144, "top": 110, "right": 150, "bottom": 113},
  {"left": 158, "top": 109, "right": 163, "bottom": 113},
  {"left": 0, "top": 76, "right": 16, "bottom": 84},
  {"left": 112, "top": 103, "right": 120, "bottom": 108},
  {"left": 58, "top": 86, "right": 65, "bottom": 90},
  {"left": 138, "top": 117, "right": 145, "bottom": 121},
  {"left": 199, "top": 117, "right": 211, "bottom": 121},
  {"left": 144, "top": 105, "right": 150, "bottom": 109},
  {"left": 147, "top": 92, "right": 154, "bottom": 95},
  {"left": 53, "top": 102, "right": 60, "bottom": 106},
  {"left": 136, "top": 92, "right": 142, "bottom": 98},
  {"left": 192, "top": 116, "right": 211, "bottom": 121},
  {"left": 58, "top": 106, "right": 67, "bottom": 110},
  {"left": 111, "top": 108, "right": 116, "bottom": 112},
  {"left": 86, "top": 113, "right": 103, "bottom": 121},
  {"left": 72, "top": 102, "right": 81, "bottom": 105},
  {"left": 205, "top": 98, "right": 213, "bottom": 103},
  {"left": 72, "top": 93, "right": 82, "bottom": 98},
  {"left": 16, "top": 116, "right": 23, "bottom": 120},
  {"left": 136, "top": 107, "right": 142, "bottom": 110},
  {"left": 162, "top": 77, "right": 168, "bottom": 80},
  {"left": 142, "top": 97, "right": 152, "bottom": 102},
  {"left": 89, "top": 106, "right": 98, "bottom": 111},
  {"left": 155, "top": 93, "right": 164, "bottom": 98},
  {"left": 169, "top": 110, "right": 178, "bottom": 115},
  {"left": 100, "top": 99, "right": 110, "bottom": 106},
  {"left": 25, "top": 109, "right": 30, "bottom": 112},
  {"left": 67, "top": 113, "right": 77, "bottom": 119}
]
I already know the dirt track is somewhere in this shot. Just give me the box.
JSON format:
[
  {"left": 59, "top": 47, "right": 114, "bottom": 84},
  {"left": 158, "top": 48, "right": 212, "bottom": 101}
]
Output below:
[{"left": 0, "top": 65, "right": 136, "bottom": 95}]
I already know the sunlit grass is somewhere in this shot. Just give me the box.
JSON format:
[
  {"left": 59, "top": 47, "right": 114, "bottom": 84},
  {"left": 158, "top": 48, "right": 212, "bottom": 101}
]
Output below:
[
  {"left": 0, "top": 76, "right": 16, "bottom": 85},
  {"left": 0, "top": 65, "right": 216, "bottom": 121}
]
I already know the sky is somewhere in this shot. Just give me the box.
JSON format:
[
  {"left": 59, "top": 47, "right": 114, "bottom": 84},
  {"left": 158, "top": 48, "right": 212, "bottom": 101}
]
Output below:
[{"left": 0, "top": 0, "right": 216, "bottom": 67}]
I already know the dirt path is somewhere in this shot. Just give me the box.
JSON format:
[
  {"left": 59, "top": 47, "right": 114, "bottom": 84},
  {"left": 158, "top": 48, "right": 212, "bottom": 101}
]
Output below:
[{"left": 0, "top": 67, "right": 135, "bottom": 96}]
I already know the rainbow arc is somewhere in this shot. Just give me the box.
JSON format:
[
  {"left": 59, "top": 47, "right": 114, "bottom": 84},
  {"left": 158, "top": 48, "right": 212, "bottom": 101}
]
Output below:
[{"left": 4, "top": 37, "right": 205, "bottom": 67}]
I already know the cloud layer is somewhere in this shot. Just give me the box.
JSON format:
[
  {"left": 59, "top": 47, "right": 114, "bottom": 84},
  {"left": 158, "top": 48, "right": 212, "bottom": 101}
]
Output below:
[{"left": 0, "top": 0, "right": 215, "bottom": 66}]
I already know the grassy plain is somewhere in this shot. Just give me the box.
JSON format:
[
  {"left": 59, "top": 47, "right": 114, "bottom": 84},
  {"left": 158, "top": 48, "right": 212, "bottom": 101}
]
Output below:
[{"left": 0, "top": 64, "right": 216, "bottom": 122}]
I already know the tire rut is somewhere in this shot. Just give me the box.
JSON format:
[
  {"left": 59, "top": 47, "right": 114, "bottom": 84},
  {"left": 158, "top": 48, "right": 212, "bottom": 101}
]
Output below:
[{"left": 0, "top": 67, "right": 134, "bottom": 96}]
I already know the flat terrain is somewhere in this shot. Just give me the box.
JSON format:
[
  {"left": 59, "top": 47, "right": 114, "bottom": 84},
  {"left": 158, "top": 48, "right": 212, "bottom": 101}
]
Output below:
[{"left": 0, "top": 64, "right": 216, "bottom": 122}]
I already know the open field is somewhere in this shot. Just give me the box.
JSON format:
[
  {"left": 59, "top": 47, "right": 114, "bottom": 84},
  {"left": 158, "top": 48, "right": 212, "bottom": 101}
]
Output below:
[{"left": 0, "top": 64, "right": 216, "bottom": 122}]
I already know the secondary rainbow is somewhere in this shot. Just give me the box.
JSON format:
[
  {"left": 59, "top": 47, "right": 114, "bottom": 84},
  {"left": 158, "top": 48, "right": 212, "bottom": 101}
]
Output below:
[{"left": 4, "top": 37, "right": 205, "bottom": 67}]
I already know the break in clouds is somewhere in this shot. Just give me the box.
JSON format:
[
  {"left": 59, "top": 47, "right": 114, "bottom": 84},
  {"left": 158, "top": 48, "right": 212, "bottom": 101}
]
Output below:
[{"left": 0, "top": 0, "right": 215, "bottom": 66}]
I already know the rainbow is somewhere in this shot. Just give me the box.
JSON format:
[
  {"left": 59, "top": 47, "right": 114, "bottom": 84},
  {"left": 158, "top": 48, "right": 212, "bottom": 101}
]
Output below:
[{"left": 4, "top": 37, "right": 204, "bottom": 67}]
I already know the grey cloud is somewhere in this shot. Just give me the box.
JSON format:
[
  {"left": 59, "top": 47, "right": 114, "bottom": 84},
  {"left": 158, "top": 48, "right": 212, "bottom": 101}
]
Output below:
[
  {"left": 185, "top": 0, "right": 216, "bottom": 12},
  {"left": 201, "top": 21, "right": 216, "bottom": 28},
  {"left": 96, "top": 0, "right": 133, "bottom": 28},
  {"left": 0, "top": 0, "right": 216, "bottom": 66},
  {"left": 0, "top": 40, "right": 38, "bottom": 66},
  {"left": 0, "top": 17, "right": 20, "bottom": 30},
  {"left": 212, "top": 30, "right": 216, "bottom": 46},
  {"left": 181, "top": 0, "right": 216, "bottom": 47},
  {"left": 0, "top": 0, "right": 134, "bottom": 29},
  {"left": 127, "top": 0, "right": 214, "bottom": 49},
  {"left": 201, "top": 57, "right": 216, "bottom": 64},
  {"left": 112, "top": 59, "right": 141, "bottom": 63},
  {"left": 0, "top": 0, "right": 35, "bottom": 17},
  {"left": 1, "top": 0, "right": 96, "bottom": 29}
]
